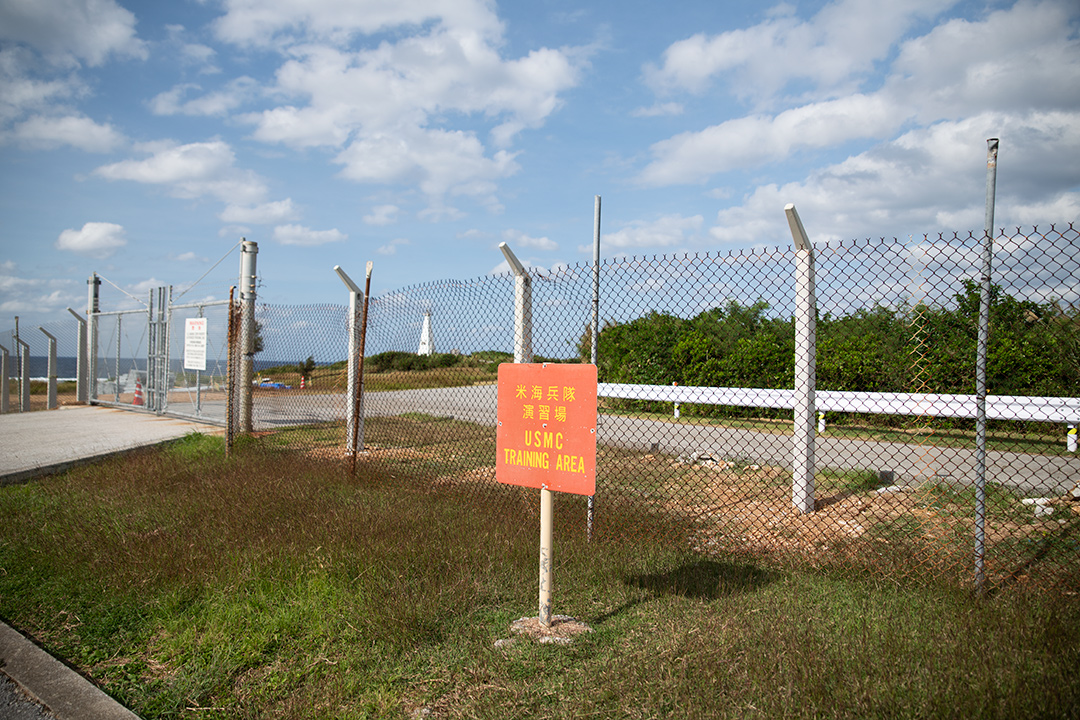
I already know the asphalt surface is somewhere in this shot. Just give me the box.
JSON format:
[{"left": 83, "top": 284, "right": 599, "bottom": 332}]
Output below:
[
  {"left": 364, "top": 385, "right": 1079, "bottom": 497},
  {"left": 1, "top": 670, "right": 57, "bottom": 720}
]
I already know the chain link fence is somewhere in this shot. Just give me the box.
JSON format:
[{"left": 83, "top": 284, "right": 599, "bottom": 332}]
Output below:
[
  {"left": 250, "top": 225, "right": 1079, "bottom": 591},
  {"left": 88, "top": 289, "right": 234, "bottom": 424},
  {"left": 0, "top": 318, "right": 82, "bottom": 412}
]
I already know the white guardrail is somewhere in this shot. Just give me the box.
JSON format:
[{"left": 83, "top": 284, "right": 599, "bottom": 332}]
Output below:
[{"left": 598, "top": 383, "right": 1080, "bottom": 441}]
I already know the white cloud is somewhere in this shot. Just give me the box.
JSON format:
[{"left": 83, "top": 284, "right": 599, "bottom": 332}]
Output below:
[
  {"left": 0, "top": 274, "right": 71, "bottom": 313},
  {"left": 335, "top": 127, "right": 519, "bottom": 202},
  {"left": 643, "top": 0, "right": 951, "bottom": 103},
  {"left": 221, "top": 4, "right": 579, "bottom": 209},
  {"left": 707, "top": 111, "right": 1080, "bottom": 245},
  {"left": 600, "top": 214, "right": 704, "bottom": 249},
  {"left": 162, "top": 24, "right": 220, "bottom": 74},
  {"left": 363, "top": 204, "right": 400, "bottom": 226},
  {"left": 886, "top": 0, "right": 1080, "bottom": 122},
  {"left": 220, "top": 199, "right": 298, "bottom": 224},
  {"left": 0, "top": 0, "right": 147, "bottom": 67},
  {"left": 0, "top": 48, "right": 84, "bottom": 123},
  {"left": 94, "top": 140, "right": 268, "bottom": 206},
  {"left": 130, "top": 277, "right": 166, "bottom": 296},
  {"left": 55, "top": 221, "right": 127, "bottom": 258},
  {"left": 212, "top": 0, "right": 504, "bottom": 46},
  {"left": 502, "top": 228, "right": 558, "bottom": 251},
  {"left": 11, "top": 114, "right": 124, "bottom": 151},
  {"left": 639, "top": 94, "right": 899, "bottom": 186},
  {"left": 272, "top": 224, "right": 346, "bottom": 246},
  {"left": 376, "top": 238, "right": 410, "bottom": 255},
  {"left": 149, "top": 77, "right": 259, "bottom": 116},
  {"left": 638, "top": 0, "right": 1080, "bottom": 187}
]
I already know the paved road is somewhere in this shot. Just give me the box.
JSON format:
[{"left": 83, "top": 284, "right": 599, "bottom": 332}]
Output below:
[
  {"left": 116, "top": 384, "right": 1077, "bottom": 497},
  {"left": 0, "top": 671, "right": 57, "bottom": 720},
  {"left": 361, "top": 385, "right": 1078, "bottom": 497}
]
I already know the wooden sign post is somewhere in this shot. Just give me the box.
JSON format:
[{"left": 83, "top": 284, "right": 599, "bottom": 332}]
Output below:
[{"left": 496, "top": 362, "right": 597, "bottom": 627}]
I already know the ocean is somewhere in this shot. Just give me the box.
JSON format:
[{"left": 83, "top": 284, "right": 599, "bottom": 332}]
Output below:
[{"left": 10, "top": 356, "right": 293, "bottom": 381}]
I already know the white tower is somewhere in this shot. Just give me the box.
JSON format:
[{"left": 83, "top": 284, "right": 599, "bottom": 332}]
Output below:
[{"left": 418, "top": 311, "right": 434, "bottom": 355}]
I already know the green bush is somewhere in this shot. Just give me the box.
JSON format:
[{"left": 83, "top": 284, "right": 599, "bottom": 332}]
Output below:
[{"left": 590, "top": 283, "right": 1079, "bottom": 404}]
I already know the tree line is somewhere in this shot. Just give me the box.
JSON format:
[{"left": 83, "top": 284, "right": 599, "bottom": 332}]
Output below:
[{"left": 579, "top": 281, "right": 1079, "bottom": 422}]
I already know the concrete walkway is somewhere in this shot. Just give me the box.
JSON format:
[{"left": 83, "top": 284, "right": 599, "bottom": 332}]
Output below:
[
  {"left": 1, "top": 621, "right": 139, "bottom": 719},
  {"left": 0, "top": 405, "right": 224, "bottom": 486}
]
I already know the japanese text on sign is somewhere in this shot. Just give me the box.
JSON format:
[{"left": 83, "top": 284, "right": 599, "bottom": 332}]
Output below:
[
  {"left": 184, "top": 318, "right": 207, "bottom": 371},
  {"left": 496, "top": 363, "right": 597, "bottom": 495}
]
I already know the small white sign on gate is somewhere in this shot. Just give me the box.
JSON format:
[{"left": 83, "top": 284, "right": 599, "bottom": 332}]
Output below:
[{"left": 184, "top": 318, "right": 208, "bottom": 371}]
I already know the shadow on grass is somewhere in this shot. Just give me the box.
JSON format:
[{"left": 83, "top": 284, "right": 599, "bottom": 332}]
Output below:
[
  {"left": 628, "top": 559, "right": 779, "bottom": 600},
  {"left": 988, "top": 517, "right": 1080, "bottom": 597},
  {"left": 592, "top": 560, "right": 779, "bottom": 626}
]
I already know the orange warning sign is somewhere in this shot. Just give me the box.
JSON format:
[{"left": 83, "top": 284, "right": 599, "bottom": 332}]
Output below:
[{"left": 496, "top": 363, "right": 597, "bottom": 495}]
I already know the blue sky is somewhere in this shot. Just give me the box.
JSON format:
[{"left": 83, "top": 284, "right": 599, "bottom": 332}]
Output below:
[{"left": 1, "top": 0, "right": 1078, "bottom": 332}]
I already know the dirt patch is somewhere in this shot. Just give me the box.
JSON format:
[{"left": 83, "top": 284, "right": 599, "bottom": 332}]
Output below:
[
  {"left": 495, "top": 615, "right": 593, "bottom": 647},
  {"left": 629, "top": 455, "right": 1075, "bottom": 584}
]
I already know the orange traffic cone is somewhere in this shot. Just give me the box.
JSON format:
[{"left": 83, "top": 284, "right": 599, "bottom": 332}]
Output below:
[
  {"left": 133, "top": 380, "right": 144, "bottom": 406},
  {"left": 300, "top": 376, "right": 306, "bottom": 389}
]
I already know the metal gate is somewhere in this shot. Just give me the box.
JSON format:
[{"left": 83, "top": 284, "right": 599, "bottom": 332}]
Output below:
[{"left": 90, "top": 284, "right": 235, "bottom": 426}]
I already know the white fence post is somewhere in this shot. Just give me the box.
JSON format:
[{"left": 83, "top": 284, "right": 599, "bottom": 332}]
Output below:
[
  {"left": 334, "top": 265, "right": 363, "bottom": 453},
  {"left": 67, "top": 309, "right": 88, "bottom": 403},
  {"left": 39, "top": 328, "right": 58, "bottom": 409},
  {"left": 786, "top": 203, "right": 817, "bottom": 514},
  {"left": 500, "top": 242, "right": 533, "bottom": 364},
  {"left": 239, "top": 240, "right": 258, "bottom": 433},
  {"left": 500, "top": 241, "right": 553, "bottom": 625}
]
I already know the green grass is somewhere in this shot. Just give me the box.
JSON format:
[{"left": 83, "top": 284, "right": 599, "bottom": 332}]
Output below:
[{"left": 1, "top": 435, "right": 1077, "bottom": 719}]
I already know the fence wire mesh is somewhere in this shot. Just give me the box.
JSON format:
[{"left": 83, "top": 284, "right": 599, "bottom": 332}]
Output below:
[
  {"left": 0, "top": 318, "right": 81, "bottom": 412},
  {"left": 252, "top": 225, "right": 1079, "bottom": 591},
  {"left": 166, "top": 300, "right": 233, "bottom": 424},
  {"left": 92, "top": 308, "right": 151, "bottom": 408}
]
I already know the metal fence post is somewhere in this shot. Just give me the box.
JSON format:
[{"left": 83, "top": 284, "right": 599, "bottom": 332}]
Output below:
[
  {"left": 335, "top": 265, "right": 363, "bottom": 454},
  {"left": 226, "top": 287, "right": 237, "bottom": 454},
  {"left": 16, "top": 337, "right": 30, "bottom": 412},
  {"left": 39, "top": 328, "right": 58, "bottom": 409},
  {"left": 68, "top": 309, "right": 88, "bottom": 403},
  {"left": 786, "top": 204, "right": 817, "bottom": 514},
  {"left": 0, "top": 343, "right": 8, "bottom": 414},
  {"left": 239, "top": 240, "right": 258, "bottom": 433},
  {"left": 974, "top": 138, "right": 999, "bottom": 593},
  {"left": 500, "top": 242, "right": 533, "bottom": 364},
  {"left": 162, "top": 285, "right": 173, "bottom": 414},
  {"left": 500, "top": 240, "right": 552, "bottom": 625},
  {"left": 588, "top": 195, "right": 601, "bottom": 542},
  {"left": 116, "top": 312, "right": 123, "bottom": 404},
  {"left": 88, "top": 273, "right": 100, "bottom": 403},
  {"left": 146, "top": 289, "right": 155, "bottom": 410}
]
